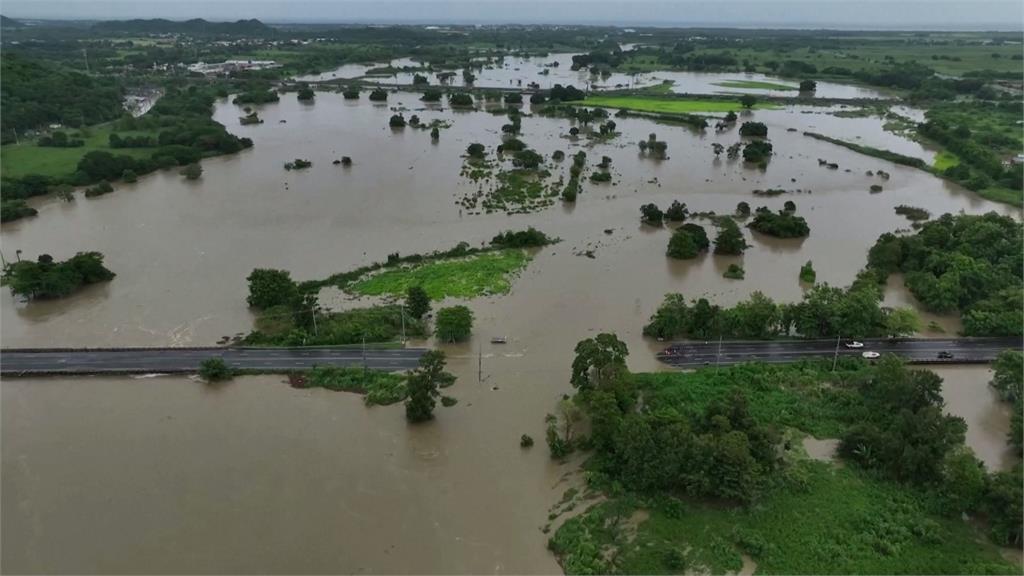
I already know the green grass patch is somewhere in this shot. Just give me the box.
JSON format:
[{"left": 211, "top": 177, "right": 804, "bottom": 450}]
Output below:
[
  {"left": 558, "top": 461, "right": 1016, "bottom": 575},
  {"left": 1, "top": 124, "right": 157, "bottom": 179},
  {"left": 714, "top": 80, "right": 798, "bottom": 91},
  {"left": 349, "top": 249, "right": 530, "bottom": 300},
  {"left": 584, "top": 95, "right": 778, "bottom": 114},
  {"left": 933, "top": 150, "right": 960, "bottom": 172},
  {"left": 977, "top": 186, "right": 1023, "bottom": 206},
  {"left": 303, "top": 365, "right": 407, "bottom": 405},
  {"left": 244, "top": 304, "right": 425, "bottom": 346}
]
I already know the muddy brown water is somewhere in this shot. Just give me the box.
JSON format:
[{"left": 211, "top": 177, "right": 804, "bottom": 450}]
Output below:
[{"left": 1, "top": 90, "right": 1018, "bottom": 573}]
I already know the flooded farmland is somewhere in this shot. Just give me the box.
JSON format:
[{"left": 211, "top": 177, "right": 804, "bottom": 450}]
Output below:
[{"left": 1, "top": 89, "right": 1018, "bottom": 573}]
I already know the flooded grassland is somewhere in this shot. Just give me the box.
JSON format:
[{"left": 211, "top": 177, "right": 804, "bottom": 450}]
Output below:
[{"left": 2, "top": 89, "right": 1018, "bottom": 573}]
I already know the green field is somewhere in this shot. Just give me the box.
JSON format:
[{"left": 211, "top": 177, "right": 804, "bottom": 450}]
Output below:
[
  {"left": 714, "top": 80, "right": 797, "bottom": 90},
  {"left": 1, "top": 124, "right": 157, "bottom": 179},
  {"left": 584, "top": 95, "right": 778, "bottom": 114},
  {"left": 348, "top": 249, "right": 531, "bottom": 299}
]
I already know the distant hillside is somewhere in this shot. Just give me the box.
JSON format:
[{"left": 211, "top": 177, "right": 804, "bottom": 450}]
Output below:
[
  {"left": 91, "top": 18, "right": 272, "bottom": 35},
  {"left": 1, "top": 15, "right": 24, "bottom": 28}
]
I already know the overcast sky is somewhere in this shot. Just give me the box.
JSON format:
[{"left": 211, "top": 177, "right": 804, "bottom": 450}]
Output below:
[{"left": 3, "top": 0, "right": 1022, "bottom": 29}]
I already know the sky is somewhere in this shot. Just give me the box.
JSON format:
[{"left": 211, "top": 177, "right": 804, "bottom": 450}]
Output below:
[{"left": 3, "top": 0, "right": 1023, "bottom": 30}]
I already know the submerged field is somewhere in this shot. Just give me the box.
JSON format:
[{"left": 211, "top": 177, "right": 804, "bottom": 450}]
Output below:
[{"left": 583, "top": 95, "right": 778, "bottom": 114}]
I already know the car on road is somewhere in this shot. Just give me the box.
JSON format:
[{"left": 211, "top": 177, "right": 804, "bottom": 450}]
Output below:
[
  {"left": 937, "top": 351, "right": 954, "bottom": 359},
  {"left": 861, "top": 351, "right": 881, "bottom": 359},
  {"left": 845, "top": 341, "right": 864, "bottom": 349}
]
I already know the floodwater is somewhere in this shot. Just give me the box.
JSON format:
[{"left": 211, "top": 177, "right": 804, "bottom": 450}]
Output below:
[
  {"left": 933, "top": 366, "right": 1019, "bottom": 472},
  {"left": 301, "top": 52, "right": 889, "bottom": 99},
  {"left": 1, "top": 88, "right": 1018, "bottom": 573}
]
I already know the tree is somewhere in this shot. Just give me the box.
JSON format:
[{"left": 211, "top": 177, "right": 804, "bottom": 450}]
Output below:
[
  {"left": 1, "top": 251, "right": 115, "bottom": 299},
  {"left": 665, "top": 200, "right": 688, "bottom": 222},
  {"left": 181, "top": 163, "right": 203, "bottom": 180},
  {"left": 739, "top": 94, "right": 757, "bottom": 109},
  {"left": 368, "top": 88, "right": 388, "bottom": 101},
  {"left": 571, "top": 333, "right": 628, "bottom": 391},
  {"left": 640, "top": 203, "right": 664, "bottom": 225},
  {"left": 466, "top": 143, "right": 485, "bottom": 159},
  {"left": 430, "top": 126, "right": 440, "bottom": 141},
  {"left": 449, "top": 93, "right": 474, "bottom": 106},
  {"left": 885, "top": 307, "right": 920, "bottom": 338},
  {"left": 667, "top": 224, "right": 708, "bottom": 260},
  {"left": 406, "top": 285, "right": 431, "bottom": 319},
  {"left": 736, "top": 201, "right": 751, "bottom": 217},
  {"left": 799, "top": 261, "right": 816, "bottom": 283},
  {"left": 799, "top": 79, "right": 817, "bottom": 92},
  {"left": 937, "top": 447, "right": 986, "bottom": 514},
  {"left": 405, "top": 350, "right": 455, "bottom": 422},
  {"left": 985, "top": 464, "right": 1023, "bottom": 546},
  {"left": 749, "top": 209, "right": 809, "bottom": 238},
  {"left": 198, "top": 357, "right": 232, "bottom": 381},
  {"left": 389, "top": 114, "right": 406, "bottom": 128},
  {"left": 990, "top": 350, "right": 1023, "bottom": 403},
  {"left": 712, "top": 143, "right": 724, "bottom": 156},
  {"left": 297, "top": 87, "right": 315, "bottom": 101},
  {"left": 435, "top": 305, "right": 473, "bottom": 342},
  {"left": 714, "top": 219, "right": 748, "bottom": 255},
  {"left": 246, "top": 268, "right": 298, "bottom": 309},
  {"left": 738, "top": 122, "right": 767, "bottom": 137},
  {"left": 412, "top": 73, "right": 429, "bottom": 85}
]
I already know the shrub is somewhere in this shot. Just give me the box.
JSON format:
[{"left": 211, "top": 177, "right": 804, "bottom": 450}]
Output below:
[
  {"left": 435, "top": 305, "right": 474, "bottom": 342},
  {"left": 199, "top": 358, "right": 232, "bottom": 381}
]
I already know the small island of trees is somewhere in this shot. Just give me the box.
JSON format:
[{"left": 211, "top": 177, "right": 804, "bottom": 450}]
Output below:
[{"left": 2, "top": 252, "right": 115, "bottom": 299}]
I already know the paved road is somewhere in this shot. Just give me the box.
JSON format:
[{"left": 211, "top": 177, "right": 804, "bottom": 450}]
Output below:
[
  {"left": 0, "top": 347, "right": 427, "bottom": 376},
  {"left": 657, "top": 337, "right": 1022, "bottom": 369}
]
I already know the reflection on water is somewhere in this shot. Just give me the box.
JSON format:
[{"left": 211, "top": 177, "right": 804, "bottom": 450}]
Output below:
[{"left": 1, "top": 88, "right": 1018, "bottom": 573}]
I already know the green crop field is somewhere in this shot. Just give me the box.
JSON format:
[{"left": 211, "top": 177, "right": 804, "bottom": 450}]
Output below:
[
  {"left": 1, "top": 124, "right": 157, "bottom": 179},
  {"left": 584, "top": 95, "right": 778, "bottom": 114},
  {"left": 348, "top": 249, "right": 531, "bottom": 299},
  {"left": 714, "top": 79, "right": 798, "bottom": 90}
]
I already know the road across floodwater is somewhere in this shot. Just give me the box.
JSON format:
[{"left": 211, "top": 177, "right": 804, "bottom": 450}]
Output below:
[
  {"left": 657, "top": 337, "right": 1021, "bottom": 368},
  {"left": 0, "top": 347, "right": 427, "bottom": 375}
]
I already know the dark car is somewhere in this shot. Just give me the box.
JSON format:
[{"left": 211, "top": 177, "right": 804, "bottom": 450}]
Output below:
[{"left": 937, "top": 351, "right": 954, "bottom": 359}]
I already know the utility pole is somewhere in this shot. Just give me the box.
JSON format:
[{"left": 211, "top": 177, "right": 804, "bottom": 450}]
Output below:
[{"left": 832, "top": 333, "right": 841, "bottom": 372}]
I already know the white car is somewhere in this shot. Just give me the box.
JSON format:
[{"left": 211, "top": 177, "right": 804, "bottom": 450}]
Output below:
[
  {"left": 861, "top": 351, "right": 881, "bottom": 359},
  {"left": 845, "top": 341, "right": 864, "bottom": 349}
]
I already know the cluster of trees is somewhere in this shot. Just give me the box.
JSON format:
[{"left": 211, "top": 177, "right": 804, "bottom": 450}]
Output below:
[
  {"left": 638, "top": 132, "right": 668, "bottom": 158},
  {"left": 738, "top": 121, "right": 767, "bottom": 137},
  {"left": 866, "top": 212, "right": 1022, "bottom": 336},
  {"left": 297, "top": 86, "right": 315, "bottom": 101},
  {"left": 713, "top": 218, "right": 748, "bottom": 255},
  {"left": 38, "top": 131, "right": 84, "bottom": 148},
  {"left": 990, "top": 350, "right": 1022, "bottom": 456},
  {"left": 449, "top": 92, "right": 473, "bottom": 106},
  {"left": 549, "top": 334, "right": 780, "bottom": 503},
  {"left": 2, "top": 251, "right": 115, "bottom": 299},
  {"left": 666, "top": 224, "right": 710, "bottom": 259},
  {"left": 644, "top": 277, "right": 919, "bottom": 341},
  {"left": 490, "top": 227, "right": 555, "bottom": 248},
  {"left": 919, "top": 107, "right": 1022, "bottom": 193},
  {"left": 548, "top": 84, "right": 585, "bottom": 102},
  {"left": 108, "top": 133, "right": 155, "bottom": 148},
  {"left": 742, "top": 140, "right": 773, "bottom": 165},
  {"left": 2, "top": 54, "right": 124, "bottom": 141},
  {"left": 748, "top": 205, "right": 810, "bottom": 238},
  {"left": 369, "top": 88, "right": 389, "bottom": 101},
  {"left": 231, "top": 87, "right": 280, "bottom": 105},
  {"left": 435, "top": 305, "right": 473, "bottom": 342}
]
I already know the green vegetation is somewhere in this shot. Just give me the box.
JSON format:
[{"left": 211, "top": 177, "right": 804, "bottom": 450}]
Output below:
[
  {"left": 198, "top": 358, "right": 233, "bottom": 382},
  {"left": 2, "top": 123, "right": 156, "bottom": 180},
  {"left": 584, "top": 95, "right": 777, "bottom": 114},
  {"left": 933, "top": 150, "right": 960, "bottom": 171},
  {"left": 245, "top": 303, "right": 425, "bottom": 347},
  {"left": 713, "top": 79, "right": 797, "bottom": 90},
  {"left": 405, "top": 350, "right": 456, "bottom": 422},
  {"left": 799, "top": 260, "right": 816, "bottom": 283},
  {"left": 666, "top": 224, "right": 709, "bottom": 260},
  {"left": 643, "top": 275, "right": 919, "bottom": 341},
  {"left": 723, "top": 263, "right": 745, "bottom": 279},
  {"left": 713, "top": 218, "right": 748, "bottom": 255},
  {"left": 1, "top": 251, "right": 114, "bottom": 299},
  {"left": 348, "top": 249, "right": 530, "bottom": 300},
  {"left": 749, "top": 206, "right": 810, "bottom": 238},
  {"left": 435, "top": 305, "right": 474, "bottom": 342},
  {"left": 894, "top": 204, "right": 931, "bottom": 221},
  {"left": 990, "top": 350, "right": 1023, "bottom": 456},
  {"left": 867, "top": 212, "right": 1022, "bottom": 336},
  {"left": 548, "top": 335, "right": 1020, "bottom": 574},
  {"left": 302, "top": 365, "right": 407, "bottom": 406},
  {"left": 405, "top": 285, "right": 431, "bottom": 320},
  {"left": 804, "top": 131, "right": 929, "bottom": 169},
  {"left": 490, "top": 227, "right": 556, "bottom": 248}
]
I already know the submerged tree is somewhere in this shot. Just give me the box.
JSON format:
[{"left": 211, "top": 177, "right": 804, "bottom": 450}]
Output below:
[
  {"left": 406, "top": 285, "right": 431, "bottom": 320},
  {"left": 405, "top": 350, "right": 456, "bottom": 422}
]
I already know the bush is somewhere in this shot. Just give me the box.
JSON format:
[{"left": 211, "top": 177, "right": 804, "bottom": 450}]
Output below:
[
  {"left": 198, "top": 358, "right": 232, "bottom": 381},
  {"left": 389, "top": 114, "right": 406, "bottom": 128},
  {"left": 521, "top": 434, "right": 535, "bottom": 448},
  {"left": 667, "top": 224, "right": 709, "bottom": 260},
  {"left": 449, "top": 92, "right": 474, "bottom": 107},
  {"left": 368, "top": 88, "right": 388, "bottom": 101},
  {"left": 739, "top": 122, "right": 768, "bottom": 137},
  {"left": 799, "top": 261, "right": 816, "bottom": 283},
  {"left": 724, "top": 263, "right": 745, "bottom": 279},
  {"left": 435, "top": 305, "right": 474, "bottom": 342},
  {"left": 641, "top": 203, "right": 664, "bottom": 225},
  {"left": 246, "top": 268, "right": 298, "bottom": 309}
]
